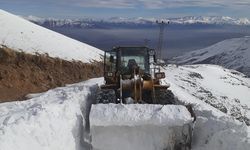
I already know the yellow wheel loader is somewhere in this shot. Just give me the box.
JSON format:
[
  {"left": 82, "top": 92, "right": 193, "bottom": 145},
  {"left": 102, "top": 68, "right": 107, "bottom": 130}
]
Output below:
[{"left": 90, "top": 46, "right": 195, "bottom": 150}]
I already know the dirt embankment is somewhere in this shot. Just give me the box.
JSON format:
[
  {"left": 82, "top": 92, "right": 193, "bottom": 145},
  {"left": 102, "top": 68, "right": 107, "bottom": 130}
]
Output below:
[{"left": 0, "top": 46, "right": 102, "bottom": 103}]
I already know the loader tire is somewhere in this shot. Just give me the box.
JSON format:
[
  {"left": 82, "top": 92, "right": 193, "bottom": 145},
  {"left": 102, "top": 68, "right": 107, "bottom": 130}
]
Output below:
[
  {"left": 96, "top": 89, "right": 116, "bottom": 104},
  {"left": 155, "top": 89, "right": 176, "bottom": 105}
]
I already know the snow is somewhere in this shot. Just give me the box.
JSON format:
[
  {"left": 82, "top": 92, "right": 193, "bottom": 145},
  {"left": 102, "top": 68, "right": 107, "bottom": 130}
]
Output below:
[
  {"left": 90, "top": 104, "right": 193, "bottom": 126},
  {"left": 0, "top": 65, "right": 250, "bottom": 149},
  {"left": 0, "top": 78, "right": 101, "bottom": 150},
  {"left": 90, "top": 64, "right": 250, "bottom": 150},
  {"left": 91, "top": 125, "right": 190, "bottom": 150},
  {"left": 163, "top": 64, "right": 250, "bottom": 123},
  {"left": 90, "top": 104, "right": 194, "bottom": 150},
  {"left": 161, "top": 64, "right": 250, "bottom": 150},
  {"left": 0, "top": 9, "right": 103, "bottom": 63},
  {"left": 170, "top": 37, "right": 250, "bottom": 76}
]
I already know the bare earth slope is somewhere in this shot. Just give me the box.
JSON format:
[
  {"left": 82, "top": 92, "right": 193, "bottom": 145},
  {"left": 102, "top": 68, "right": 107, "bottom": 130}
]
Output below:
[{"left": 0, "top": 47, "right": 102, "bottom": 102}]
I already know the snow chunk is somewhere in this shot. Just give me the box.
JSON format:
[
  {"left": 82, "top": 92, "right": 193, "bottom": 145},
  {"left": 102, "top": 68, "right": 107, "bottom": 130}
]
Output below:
[
  {"left": 90, "top": 104, "right": 193, "bottom": 150},
  {"left": 90, "top": 104, "right": 193, "bottom": 126}
]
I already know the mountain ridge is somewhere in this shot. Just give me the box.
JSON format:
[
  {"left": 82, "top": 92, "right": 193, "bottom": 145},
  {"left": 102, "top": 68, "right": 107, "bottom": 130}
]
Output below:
[{"left": 24, "top": 15, "right": 250, "bottom": 29}]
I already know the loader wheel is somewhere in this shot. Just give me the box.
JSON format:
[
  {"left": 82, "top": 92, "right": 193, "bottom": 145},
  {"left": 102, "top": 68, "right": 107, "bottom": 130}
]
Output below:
[
  {"left": 155, "top": 89, "right": 176, "bottom": 105},
  {"left": 96, "top": 89, "right": 116, "bottom": 104}
]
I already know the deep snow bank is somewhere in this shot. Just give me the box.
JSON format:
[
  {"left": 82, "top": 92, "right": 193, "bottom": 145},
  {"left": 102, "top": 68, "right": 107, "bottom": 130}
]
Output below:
[
  {"left": 0, "top": 78, "right": 103, "bottom": 150},
  {"left": 163, "top": 64, "right": 250, "bottom": 124},
  {"left": 0, "top": 9, "right": 103, "bottom": 63},
  {"left": 162, "top": 64, "right": 250, "bottom": 150}
]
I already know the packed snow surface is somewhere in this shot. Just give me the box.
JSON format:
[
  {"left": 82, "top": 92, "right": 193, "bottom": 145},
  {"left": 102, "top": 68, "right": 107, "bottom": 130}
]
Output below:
[
  {"left": 0, "top": 9, "right": 103, "bottom": 63},
  {"left": 170, "top": 37, "right": 250, "bottom": 76},
  {"left": 90, "top": 104, "right": 193, "bottom": 126}
]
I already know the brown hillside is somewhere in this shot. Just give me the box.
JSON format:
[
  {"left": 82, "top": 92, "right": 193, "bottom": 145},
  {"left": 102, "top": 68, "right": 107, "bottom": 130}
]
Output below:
[{"left": 0, "top": 46, "right": 102, "bottom": 103}]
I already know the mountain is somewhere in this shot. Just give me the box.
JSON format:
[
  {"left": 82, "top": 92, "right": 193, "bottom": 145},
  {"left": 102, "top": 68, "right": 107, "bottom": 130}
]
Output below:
[
  {"left": 170, "top": 37, "right": 250, "bottom": 77},
  {"left": 0, "top": 65, "right": 249, "bottom": 150},
  {"left": 0, "top": 9, "right": 103, "bottom": 63},
  {"left": 24, "top": 16, "right": 250, "bottom": 29}
]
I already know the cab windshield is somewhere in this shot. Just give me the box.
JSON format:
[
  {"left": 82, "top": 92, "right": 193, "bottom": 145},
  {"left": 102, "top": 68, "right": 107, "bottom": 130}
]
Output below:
[{"left": 120, "top": 48, "right": 149, "bottom": 73}]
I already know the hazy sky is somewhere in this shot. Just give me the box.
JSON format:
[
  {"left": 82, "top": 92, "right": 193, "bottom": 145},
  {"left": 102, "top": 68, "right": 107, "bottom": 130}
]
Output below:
[{"left": 1, "top": 0, "right": 250, "bottom": 18}]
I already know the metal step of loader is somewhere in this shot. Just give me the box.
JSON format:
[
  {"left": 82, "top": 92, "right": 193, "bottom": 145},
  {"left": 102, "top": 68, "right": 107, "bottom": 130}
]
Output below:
[{"left": 89, "top": 104, "right": 194, "bottom": 150}]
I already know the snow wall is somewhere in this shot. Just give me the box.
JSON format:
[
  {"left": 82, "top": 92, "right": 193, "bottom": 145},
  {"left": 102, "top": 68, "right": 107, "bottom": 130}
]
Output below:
[{"left": 0, "top": 81, "right": 99, "bottom": 150}]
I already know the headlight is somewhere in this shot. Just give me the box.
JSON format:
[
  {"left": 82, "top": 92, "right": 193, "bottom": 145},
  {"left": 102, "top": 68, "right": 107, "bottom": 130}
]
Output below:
[
  {"left": 107, "top": 72, "right": 113, "bottom": 77},
  {"left": 155, "top": 72, "right": 165, "bottom": 79}
]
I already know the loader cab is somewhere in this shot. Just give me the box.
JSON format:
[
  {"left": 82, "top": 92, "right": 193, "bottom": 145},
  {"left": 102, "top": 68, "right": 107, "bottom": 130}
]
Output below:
[
  {"left": 119, "top": 47, "right": 150, "bottom": 75},
  {"left": 104, "top": 47, "right": 155, "bottom": 82}
]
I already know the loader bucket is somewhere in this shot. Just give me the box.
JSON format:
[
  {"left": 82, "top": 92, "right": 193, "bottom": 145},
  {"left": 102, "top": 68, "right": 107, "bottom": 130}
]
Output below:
[{"left": 90, "top": 104, "right": 194, "bottom": 150}]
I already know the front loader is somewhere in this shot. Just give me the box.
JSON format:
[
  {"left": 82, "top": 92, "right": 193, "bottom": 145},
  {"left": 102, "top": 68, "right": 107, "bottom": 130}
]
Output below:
[
  {"left": 90, "top": 46, "right": 195, "bottom": 150},
  {"left": 97, "top": 46, "right": 174, "bottom": 104}
]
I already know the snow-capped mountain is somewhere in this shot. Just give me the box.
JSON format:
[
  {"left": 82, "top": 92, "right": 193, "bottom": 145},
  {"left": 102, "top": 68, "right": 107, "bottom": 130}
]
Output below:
[
  {"left": 24, "top": 16, "right": 250, "bottom": 29},
  {"left": 0, "top": 65, "right": 249, "bottom": 150},
  {"left": 168, "top": 16, "right": 250, "bottom": 25},
  {"left": 170, "top": 37, "right": 250, "bottom": 77},
  {"left": 0, "top": 9, "right": 103, "bottom": 63}
]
